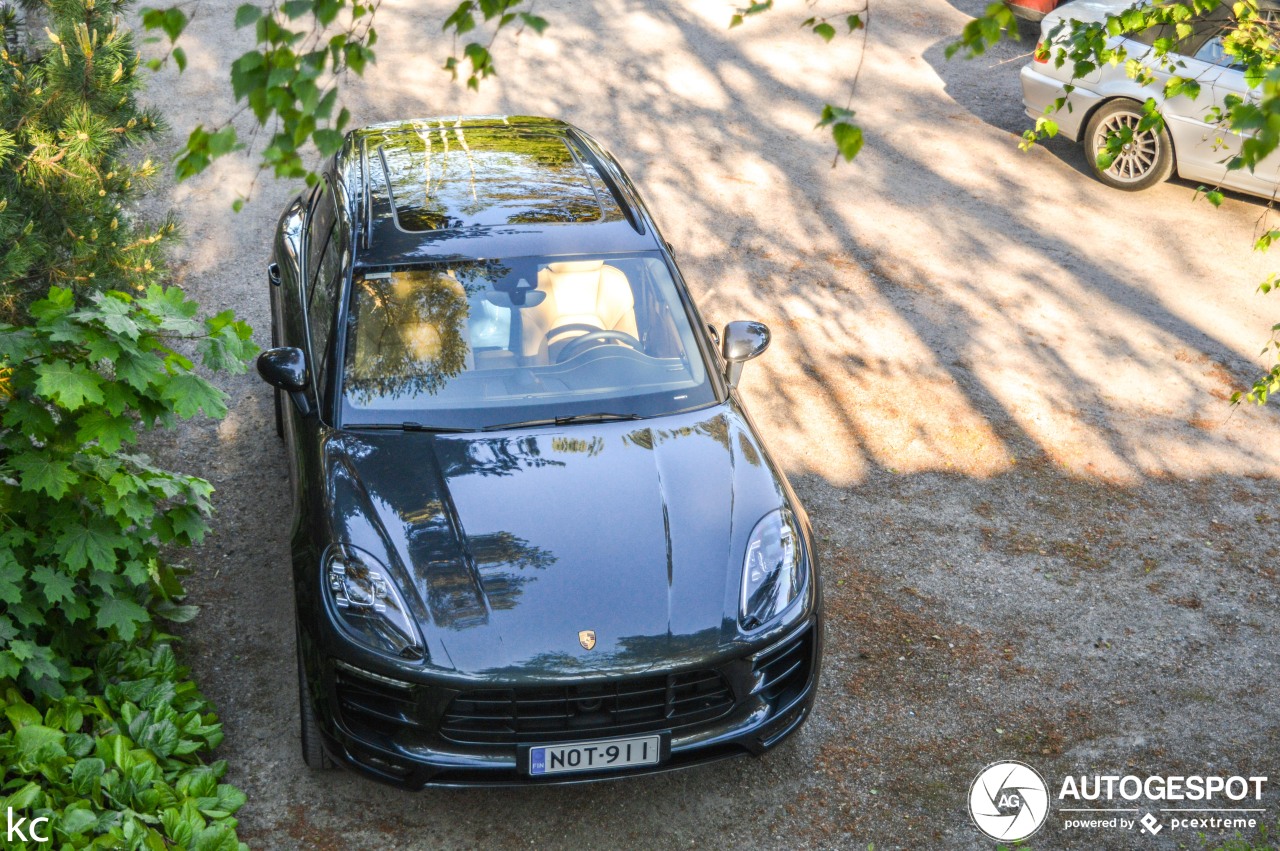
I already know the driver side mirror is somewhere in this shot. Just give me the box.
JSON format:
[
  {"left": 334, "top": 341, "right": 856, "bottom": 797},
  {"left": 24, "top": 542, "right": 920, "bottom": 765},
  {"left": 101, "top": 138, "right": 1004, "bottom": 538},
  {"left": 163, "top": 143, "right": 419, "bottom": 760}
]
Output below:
[
  {"left": 721, "top": 321, "right": 770, "bottom": 388},
  {"left": 257, "top": 347, "right": 313, "bottom": 417}
]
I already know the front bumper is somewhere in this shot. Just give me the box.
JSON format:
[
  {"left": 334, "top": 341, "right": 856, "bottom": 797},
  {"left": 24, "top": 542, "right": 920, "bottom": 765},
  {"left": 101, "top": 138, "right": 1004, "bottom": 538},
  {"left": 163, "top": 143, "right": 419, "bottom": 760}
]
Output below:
[
  {"left": 302, "top": 616, "right": 823, "bottom": 788},
  {"left": 1020, "top": 63, "right": 1100, "bottom": 142}
]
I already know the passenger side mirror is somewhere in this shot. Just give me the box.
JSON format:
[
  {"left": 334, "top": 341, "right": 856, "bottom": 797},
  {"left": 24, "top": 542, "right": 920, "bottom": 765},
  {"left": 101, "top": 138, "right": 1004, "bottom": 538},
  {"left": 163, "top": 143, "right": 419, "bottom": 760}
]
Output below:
[
  {"left": 721, "top": 321, "right": 770, "bottom": 388},
  {"left": 257, "top": 347, "right": 313, "bottom": 417}
]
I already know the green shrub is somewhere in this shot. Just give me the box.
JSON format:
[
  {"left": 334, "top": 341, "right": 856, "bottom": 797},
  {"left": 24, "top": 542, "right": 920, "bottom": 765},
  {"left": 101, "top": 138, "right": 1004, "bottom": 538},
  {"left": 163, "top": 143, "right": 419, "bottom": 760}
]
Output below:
[
  {"left": 0, "top": 286, "right": 255, "bottom": 848},
  {"left": 0, "top": 286, "right": 254, "bottom": 696},
  {"left": 0, "top": 638, "right": 248, "bottom": 850},
  {"left": 0, "top": 0, "right": 258, "bottom": 846},
  {"left": 0, "top": 0, "right": 172, "bottom": 320}
]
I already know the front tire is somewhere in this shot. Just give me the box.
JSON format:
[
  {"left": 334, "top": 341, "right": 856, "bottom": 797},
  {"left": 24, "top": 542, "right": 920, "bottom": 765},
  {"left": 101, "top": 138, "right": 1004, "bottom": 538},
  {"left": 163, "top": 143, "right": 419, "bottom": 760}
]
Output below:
[
  {"left": 1084, "top": 100, "right": 1174, "bottom": 191},
  {"left": 297, "top": 645, "right": 334, "bottom": 770}
]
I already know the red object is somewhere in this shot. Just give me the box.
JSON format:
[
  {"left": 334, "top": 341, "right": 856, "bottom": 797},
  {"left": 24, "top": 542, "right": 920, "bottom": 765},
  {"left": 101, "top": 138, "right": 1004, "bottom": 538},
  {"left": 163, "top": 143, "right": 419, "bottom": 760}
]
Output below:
[{"left": 1008, "top": 0, "right": 1061, "bottom": 14}]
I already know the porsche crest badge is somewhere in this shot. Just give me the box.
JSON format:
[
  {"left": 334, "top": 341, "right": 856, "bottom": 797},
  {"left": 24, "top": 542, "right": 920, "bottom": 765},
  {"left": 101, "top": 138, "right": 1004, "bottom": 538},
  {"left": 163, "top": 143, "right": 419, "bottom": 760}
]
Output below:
[{"left": 578, "top": 630, "right": 596, "bottom": 651}]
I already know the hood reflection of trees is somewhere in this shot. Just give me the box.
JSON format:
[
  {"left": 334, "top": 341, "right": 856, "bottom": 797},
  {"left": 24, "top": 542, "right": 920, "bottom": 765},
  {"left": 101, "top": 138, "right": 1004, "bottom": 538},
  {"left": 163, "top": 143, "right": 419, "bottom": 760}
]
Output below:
[
  {"left": 616, "top": 409, "right": 742, "bottom": 458},
  {"left": 403, "top": 498, "right": 557, "bottom": 630},
  {"left": 434, "top": 433, "right": 565, "bottom": 479}
]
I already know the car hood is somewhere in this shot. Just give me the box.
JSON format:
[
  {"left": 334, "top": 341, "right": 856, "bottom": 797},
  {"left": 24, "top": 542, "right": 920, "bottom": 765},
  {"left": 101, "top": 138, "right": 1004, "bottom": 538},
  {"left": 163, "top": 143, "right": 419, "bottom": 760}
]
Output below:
[{"left": 323, "top": 404, "right": 789, "bottom": 678}]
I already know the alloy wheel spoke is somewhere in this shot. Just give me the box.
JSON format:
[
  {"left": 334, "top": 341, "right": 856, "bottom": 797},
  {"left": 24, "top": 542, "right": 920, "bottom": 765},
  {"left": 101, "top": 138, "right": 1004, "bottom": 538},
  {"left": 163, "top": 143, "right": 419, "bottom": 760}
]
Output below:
[{"left": 1099, "top": 113, "right": 1159, "bottom": 181}]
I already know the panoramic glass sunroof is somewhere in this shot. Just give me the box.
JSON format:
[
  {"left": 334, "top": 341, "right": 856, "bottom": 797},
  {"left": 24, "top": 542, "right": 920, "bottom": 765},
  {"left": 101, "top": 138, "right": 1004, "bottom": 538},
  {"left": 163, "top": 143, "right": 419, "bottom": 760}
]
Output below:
[{"left": 364, "top": 122, "right": 623, "bottom": 231}]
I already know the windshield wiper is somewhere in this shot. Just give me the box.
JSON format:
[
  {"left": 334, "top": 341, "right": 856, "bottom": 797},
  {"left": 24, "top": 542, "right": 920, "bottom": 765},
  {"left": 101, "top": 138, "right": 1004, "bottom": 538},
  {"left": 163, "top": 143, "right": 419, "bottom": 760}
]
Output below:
[
  {"left": 481, "top": 412, "right": 644, "bottom": 432},
  {"left": 347, "top": 422, "right": 477, "bottom": 434}
]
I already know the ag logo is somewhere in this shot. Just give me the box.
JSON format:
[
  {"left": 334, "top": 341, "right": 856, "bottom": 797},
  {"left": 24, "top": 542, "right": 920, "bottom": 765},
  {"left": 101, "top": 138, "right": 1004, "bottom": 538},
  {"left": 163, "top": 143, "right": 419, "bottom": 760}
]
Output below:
[{"left": 968, "top": 760, "right": 1050, "bottom": 842}]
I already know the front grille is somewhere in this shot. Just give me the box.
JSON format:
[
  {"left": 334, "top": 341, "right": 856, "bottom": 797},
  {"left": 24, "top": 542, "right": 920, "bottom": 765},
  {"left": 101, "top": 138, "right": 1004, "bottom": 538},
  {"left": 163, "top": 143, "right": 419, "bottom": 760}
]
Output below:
[
  {"left": 441, "top": 670, "right": 734, "bottom": 745},
  {"left": 753, "top": 625, "right": 813, "bottom": 706}
]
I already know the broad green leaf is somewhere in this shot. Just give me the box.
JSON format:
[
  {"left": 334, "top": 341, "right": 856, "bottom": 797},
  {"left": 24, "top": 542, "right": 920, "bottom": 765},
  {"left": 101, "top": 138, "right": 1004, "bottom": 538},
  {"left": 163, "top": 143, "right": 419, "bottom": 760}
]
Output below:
[
  {"left": 832, "top": 122, "right": 864, "bottom": 161},
  {"left": 0, "top": 653, "right": 22, "bottom": 679},
  {"left": 31, "top": 565, "right": 76, "bottom": 605},
  {"left": 96, "top": 596, "right": 150, "bottom": 640},
  {"left": 2, "top": 398, "right": 56, "bottom": 439},
  {"left": 29, "top": 288, "right": 75, "bottom": 323},
  {"left": 0, "top": 549, "right": 24, "bottom": 605},
  {"left": 15, "top": 724, "right": 66, "bottom": 760},
  {"left": 82, "top": 293, "right": 141, "bottom": 339},
  {"left": 234, "top": 3, "right": 261, "bottom": 27},
  {"left": 139, "top": 286, "right": 202, "bottom": 336},
  {"left": 77, "top": 408, "right": 138, "bottom": 453},
  {"left": 162, "top": 374, "right": 228, "bottom": 419},
  {"left": 817, "top": 104, "right": 855, "bottom": 127},
  {"left": 60, "top": 807, "right": 98, "bottom": 836},
  {"left": 155, "top": 601, "right": 201, "bottom": 623},
  {"left": 116, "top": 350, "right": 167, "bottom": 392},
  {"left": 10, "top": 452, "right": 78, "bottom": 498},
  {"left": 5, "top": 699, "right": 43, "bottom": 729},
  {"left": 313, "top": 129, "right": 344, "bottom": 156},
  {"left": 71, "top": 758, "right": 107, "bottom": 796},
  {"left": 3, "top": 781, "right": 42, "bottom": 810},
  {"left": 34, "top": 360, "right": 105, "bottom": 410},
  {"left": 56, "top": 521, "right": 126, "bottom": 572}
]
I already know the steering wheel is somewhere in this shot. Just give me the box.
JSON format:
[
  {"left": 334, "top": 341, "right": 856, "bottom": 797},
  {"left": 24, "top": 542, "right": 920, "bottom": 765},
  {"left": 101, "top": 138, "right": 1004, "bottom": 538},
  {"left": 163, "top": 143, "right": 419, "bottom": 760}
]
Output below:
[{"left": 555, "top": 329, "right": 643, "bottom": 363}]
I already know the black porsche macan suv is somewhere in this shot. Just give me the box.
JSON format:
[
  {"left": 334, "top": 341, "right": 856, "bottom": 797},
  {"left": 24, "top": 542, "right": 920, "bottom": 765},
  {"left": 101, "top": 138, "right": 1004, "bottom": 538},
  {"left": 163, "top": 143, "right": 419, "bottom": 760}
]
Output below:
[{"left": 256, "top": 116, "right": 823, "bottom": 787}]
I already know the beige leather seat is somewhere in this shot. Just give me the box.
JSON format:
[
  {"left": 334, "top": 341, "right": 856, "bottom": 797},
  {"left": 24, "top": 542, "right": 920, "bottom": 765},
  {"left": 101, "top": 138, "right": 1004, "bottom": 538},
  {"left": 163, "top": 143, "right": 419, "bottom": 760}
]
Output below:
[{"left": 521, "top": 260, "right": 639, "bottom": 362}]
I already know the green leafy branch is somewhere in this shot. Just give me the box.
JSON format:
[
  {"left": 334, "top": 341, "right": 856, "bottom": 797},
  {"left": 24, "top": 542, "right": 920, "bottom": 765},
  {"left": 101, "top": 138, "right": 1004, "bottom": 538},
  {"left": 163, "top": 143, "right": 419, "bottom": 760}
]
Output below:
[
  {"left": 731, "top": 1, "right": 872, "bottom": 164},
  {"left": 441, "top": 0, "right": 549, "bottom": 91},
  {"left": 141, "top": 0, "right": 382, "bottom": 192},
  {"left": 140, "top": 0, "right": 198, "bottom": 73}
]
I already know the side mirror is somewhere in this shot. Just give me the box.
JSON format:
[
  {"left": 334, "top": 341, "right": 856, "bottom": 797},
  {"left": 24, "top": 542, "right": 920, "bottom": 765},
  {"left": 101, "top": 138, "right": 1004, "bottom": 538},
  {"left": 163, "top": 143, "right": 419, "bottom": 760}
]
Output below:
[
  {"left": 721, "top": 320, "right": 770, "bottom": 388},
  {"left": 256, "top": 347, "right": 312, "bottom": 417}
]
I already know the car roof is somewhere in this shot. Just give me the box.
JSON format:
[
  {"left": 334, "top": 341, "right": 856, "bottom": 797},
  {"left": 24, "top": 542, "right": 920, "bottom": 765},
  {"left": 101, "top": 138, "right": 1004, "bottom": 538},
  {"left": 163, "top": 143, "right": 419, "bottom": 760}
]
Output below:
[{"left": 339, "top": 116, "right": 658, "bottom": 267}]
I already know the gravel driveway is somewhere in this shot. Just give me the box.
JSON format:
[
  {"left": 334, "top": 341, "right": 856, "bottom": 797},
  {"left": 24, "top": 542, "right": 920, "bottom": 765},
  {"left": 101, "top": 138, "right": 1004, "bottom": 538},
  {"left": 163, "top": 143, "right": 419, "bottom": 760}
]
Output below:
[{"left": 133, "top": 0, "right": 1280, "bottom": 847}]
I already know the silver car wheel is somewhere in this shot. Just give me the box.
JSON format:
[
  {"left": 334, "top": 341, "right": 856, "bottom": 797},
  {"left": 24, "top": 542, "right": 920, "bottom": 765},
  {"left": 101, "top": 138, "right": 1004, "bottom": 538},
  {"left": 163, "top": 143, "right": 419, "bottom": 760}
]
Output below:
[
  {"left": 1094, "top": 111, "right": 1160, "bottom": 183},
  {"left": 1083, "top": 100, "right": 1175, "bottom": 192}
]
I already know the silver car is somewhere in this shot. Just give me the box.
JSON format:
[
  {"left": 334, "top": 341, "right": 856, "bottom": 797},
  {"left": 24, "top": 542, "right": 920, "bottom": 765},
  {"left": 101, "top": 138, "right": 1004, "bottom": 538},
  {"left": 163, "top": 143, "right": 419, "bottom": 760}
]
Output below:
[{"left": 1020, "top": 0, "right": 1280, "bottom": 198}]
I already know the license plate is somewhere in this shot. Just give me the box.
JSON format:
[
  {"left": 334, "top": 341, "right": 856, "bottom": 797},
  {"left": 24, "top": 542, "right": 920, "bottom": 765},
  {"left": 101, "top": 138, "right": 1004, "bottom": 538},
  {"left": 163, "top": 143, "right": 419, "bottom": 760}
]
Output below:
[{"left": 527, "top": 734, "right": 662, "bottom": 776}]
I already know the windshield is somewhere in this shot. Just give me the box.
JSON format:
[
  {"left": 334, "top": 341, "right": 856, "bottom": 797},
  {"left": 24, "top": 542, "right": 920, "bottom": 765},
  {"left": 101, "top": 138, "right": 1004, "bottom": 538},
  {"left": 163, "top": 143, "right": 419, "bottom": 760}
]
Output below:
[{"left": 339, "top": 252, "right": 717, "bottom": 428}]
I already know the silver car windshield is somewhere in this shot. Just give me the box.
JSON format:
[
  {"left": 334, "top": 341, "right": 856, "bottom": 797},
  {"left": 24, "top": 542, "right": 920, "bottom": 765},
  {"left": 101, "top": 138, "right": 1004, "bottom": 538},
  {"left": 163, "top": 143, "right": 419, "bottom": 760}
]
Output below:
[{"left": 339, "top": 252, "right": 717, "bottom": 428}]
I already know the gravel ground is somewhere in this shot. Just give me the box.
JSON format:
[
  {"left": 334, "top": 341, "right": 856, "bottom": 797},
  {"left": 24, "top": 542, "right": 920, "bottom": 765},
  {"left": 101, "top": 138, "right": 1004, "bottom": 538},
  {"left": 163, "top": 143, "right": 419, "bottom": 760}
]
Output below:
[{"left": 129, "top": 0, "right": 1280, "bottom": 848}]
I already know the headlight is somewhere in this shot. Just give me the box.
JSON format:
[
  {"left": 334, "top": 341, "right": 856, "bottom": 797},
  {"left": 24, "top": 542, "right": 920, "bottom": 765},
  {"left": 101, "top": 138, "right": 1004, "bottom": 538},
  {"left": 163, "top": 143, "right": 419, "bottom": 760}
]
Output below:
[
  {"left": 740, "top": 509, "right": 805, "bottom": 631},
  {"left": 324, "top": 545, "right": 424, "bottom": 659}
]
